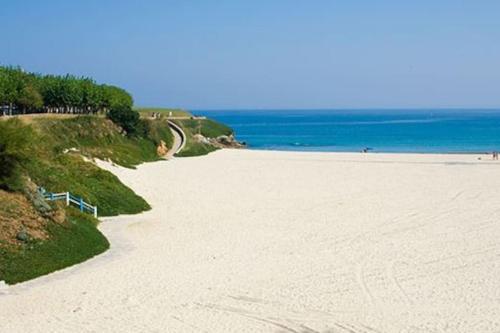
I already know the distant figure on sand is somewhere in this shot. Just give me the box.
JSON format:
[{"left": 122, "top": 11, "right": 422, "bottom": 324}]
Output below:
[{"left": 493, "top": 152, "right": 499, "bottom": 160}]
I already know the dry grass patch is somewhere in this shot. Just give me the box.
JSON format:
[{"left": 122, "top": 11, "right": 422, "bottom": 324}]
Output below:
[{"left": 0, "top": 190, "right": 49, "bottom": 247}]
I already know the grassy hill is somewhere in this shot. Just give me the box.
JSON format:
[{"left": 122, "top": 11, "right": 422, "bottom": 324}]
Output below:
[
  {"left": 0, "top": 111, "right": 236, "bottom": 284},
  {"left": 0, "top": 116, "right": 174, "bottom": 283},
  {"left": 0, "top": 198, "right": 109, "bottom": 284},
  {"left": 0, "top": 64, "right": 239, "bottom": 284},
  {"left": 25, "top": 116, "right": 172, "bottom": 216},
  {"left": 32, "top": 116, "right": 173, "bottom": 168},
  {"left": 173, "top": 118, "right": 234, "bottom": 157}
]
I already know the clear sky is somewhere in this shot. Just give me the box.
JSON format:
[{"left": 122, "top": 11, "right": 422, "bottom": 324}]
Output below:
[{"left": 2, "top": 1, "right": 499, "bottom": 109}]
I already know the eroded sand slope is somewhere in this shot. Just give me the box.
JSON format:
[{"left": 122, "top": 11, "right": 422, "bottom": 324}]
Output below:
[{"left": 1, "top": 150, "right": 500, "bottom": 332}]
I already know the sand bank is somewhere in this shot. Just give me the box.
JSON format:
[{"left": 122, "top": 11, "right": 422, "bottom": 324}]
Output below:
[{"left": 1, "top": 150, "right": 499, "bottom": 332}]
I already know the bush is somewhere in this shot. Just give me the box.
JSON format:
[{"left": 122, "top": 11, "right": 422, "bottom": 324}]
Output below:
[
  {"left": 107, "top": 105, "right": 142, "bottom": 137},
  {"left": 0, "top": 119, "right": 33, "bottom": 191}
]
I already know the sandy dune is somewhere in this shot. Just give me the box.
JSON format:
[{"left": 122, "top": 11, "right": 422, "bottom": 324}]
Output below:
[{"left": 2, "top": 150, "right": 500, "bottom": 332}]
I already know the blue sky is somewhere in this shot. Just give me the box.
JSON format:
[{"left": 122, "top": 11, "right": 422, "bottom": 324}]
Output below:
[{"left": 1, "top": 1, "right": 499, "bottom": 109}]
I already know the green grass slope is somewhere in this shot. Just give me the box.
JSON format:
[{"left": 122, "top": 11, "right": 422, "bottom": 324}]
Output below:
[
  {"left": 0, "top": 208, "right": 109, "bottom": 284},
  {"left": 0, "top": 115, "right": 175, "bottom": 283},
  {"left": 174, "top": 118, "right": 233, "bottom": 157},
  {"left": 27, "top": 154, "right": 149, "bottom": 216},
  {"left": 33, "top": 116, "right": 173, "bottom": 168},
  {"left": 24, "top": 116, "right": 174, "bottom": 216}
]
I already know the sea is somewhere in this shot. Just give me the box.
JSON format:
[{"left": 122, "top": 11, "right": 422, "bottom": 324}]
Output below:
[{"left": 195, "top": 109, "right": 500, "bottom": 153}]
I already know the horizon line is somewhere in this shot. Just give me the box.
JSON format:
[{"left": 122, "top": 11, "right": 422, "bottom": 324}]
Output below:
[
  {"left": 137, "top": 106, "right": 500, "bottom": 111},
  {"left": 179, "top": 107, "right": 500, "bottom": 112}
]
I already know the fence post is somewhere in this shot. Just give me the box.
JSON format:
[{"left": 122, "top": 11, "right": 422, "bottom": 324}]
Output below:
[
  {"left": 79, "top": 197, "right": 84, "bottom": 212},
  {"left": 94, "top": 206, "right": 98, "bottom": 218},
  {"left": 66, "top": 192, "right": 70, "bottom": 206}
]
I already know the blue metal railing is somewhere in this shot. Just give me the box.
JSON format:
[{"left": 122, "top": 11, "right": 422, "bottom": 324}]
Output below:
[{"left": 39, "top": 188, "right": 98, "bottom": 218}]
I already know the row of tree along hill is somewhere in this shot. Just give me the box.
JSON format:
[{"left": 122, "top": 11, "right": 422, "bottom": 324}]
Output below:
[{"left": 0, "top": 66, "right": 133, "bottom": 116}]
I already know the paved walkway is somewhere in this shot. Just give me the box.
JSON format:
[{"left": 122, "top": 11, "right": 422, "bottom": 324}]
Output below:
[{"left": 165, "top": 120, "right": 186, "bottom": 158}]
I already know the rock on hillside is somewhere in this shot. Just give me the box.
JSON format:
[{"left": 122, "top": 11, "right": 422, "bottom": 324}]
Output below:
[{"left": 193, "top": 133, "right": 246, "bottom": 149}]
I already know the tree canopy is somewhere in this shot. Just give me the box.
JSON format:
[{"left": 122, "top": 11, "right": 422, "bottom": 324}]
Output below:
[{"left": 0, "top": 66, "right": 133, "bottom": 115}]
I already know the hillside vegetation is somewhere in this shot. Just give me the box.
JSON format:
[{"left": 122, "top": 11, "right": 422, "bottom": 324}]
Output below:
[
  {"left": 20, "top": 116, "right": 176, "bottom": 215},
  {"left": 32, "top": 116, "right": 173, "bottom": 169},
  {"left": 0, "top": 115, "right": 175, "bottom": 283},
  {"left": 0, "top": 200, "right": 109, "bottom": 284},
  {"left": 0, "top": 65, "right": 237, "bottom": 284},
  {"left": 174, "top": 118, "right": 233, "bottom": 157}
]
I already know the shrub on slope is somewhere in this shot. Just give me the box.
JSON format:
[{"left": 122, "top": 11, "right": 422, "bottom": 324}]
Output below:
[{"left": 0, "top": 119, "right": 33, "bottom": 191}]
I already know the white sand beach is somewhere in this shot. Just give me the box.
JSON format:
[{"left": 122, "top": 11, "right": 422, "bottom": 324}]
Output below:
[{"left": 1, "top": 150, "right": 500, "bottom": 332}]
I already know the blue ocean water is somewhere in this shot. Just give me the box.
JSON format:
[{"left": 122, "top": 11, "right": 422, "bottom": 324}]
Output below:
[{"left": 195, "top": 110, "right": 500, "bottom": 153}]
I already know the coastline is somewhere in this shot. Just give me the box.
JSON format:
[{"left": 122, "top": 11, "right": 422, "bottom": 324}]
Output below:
[
  {"left": 244, "top": 147, "right": 497, "bottom": 155},
  {"left": 199, "top": 109, "right": 500, "bottom": 155},
  {"left": 2, "top": 149, "right": 499, "bottom": 332}
]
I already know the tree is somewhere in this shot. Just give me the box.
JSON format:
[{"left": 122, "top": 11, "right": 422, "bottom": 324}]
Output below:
[
  {"left": 16, "top": 84, "right": 43, "bottom": 113},
  {"left": 0, "top": 66, "right": 25, "bottom": 115},
  {"left": 102, "top": 85, "right": 134, "bottom": 110},
  {"left": 0, "top": 69, "right": 7, "bottom": 115},
  {"left": 81, "top": 78, "right": 100, "bottom": 113}
]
